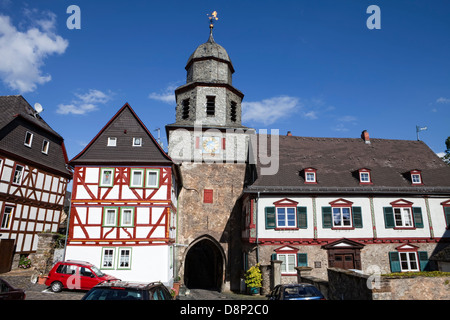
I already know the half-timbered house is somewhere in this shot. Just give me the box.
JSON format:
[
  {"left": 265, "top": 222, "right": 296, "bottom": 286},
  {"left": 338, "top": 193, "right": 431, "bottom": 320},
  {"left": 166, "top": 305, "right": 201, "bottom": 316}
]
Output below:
[
  {"left": 65, "top": 103, "right": 178, "bottom": 285},
  {"left": 241, "top": 131, "right": 450, "bottom": 282},
  {"left": 0, "top": 95, "right": 72, "bottom": 273}
]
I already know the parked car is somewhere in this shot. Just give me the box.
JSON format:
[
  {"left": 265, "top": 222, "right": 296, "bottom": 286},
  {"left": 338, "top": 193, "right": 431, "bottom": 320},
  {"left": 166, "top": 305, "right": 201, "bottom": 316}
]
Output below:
[
  {"left": 45, "top": 260, "right": 117, "bottom": 293},
  {"left": 81, "top": 280, "right": 173, "bottom": 300},
  {"left": 0, "top": 277, "right": 26, "bottom": 300},
  {"left": 267, "top": 284, "right": 326, "bottom": 300}
]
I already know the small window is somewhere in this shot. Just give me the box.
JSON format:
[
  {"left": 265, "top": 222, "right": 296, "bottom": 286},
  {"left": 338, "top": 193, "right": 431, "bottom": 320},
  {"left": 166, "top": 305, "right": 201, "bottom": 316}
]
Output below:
[
  {"left": 133, "top": 137, "right": 142, "bottom": 147},
  {"left": 130, "top": 169, "right": 144, "bottom": 188},
  {"left": 182, "top": 99, "right": 190, "bottom": 120},
  {"left": 360, "top": 172, "right": 370, "bottom": 183},
  {"left": 12, "top": 165, "right": 24, "bottom": 185},
  {"left": 0, "top": 206, "right": 14, "bottom": 229},
  {"left": 42, "top": 140, "right": 50, "bottom": 154},
  {"left": 304, "top": 168, "right": 317, "bottom": 184},
  {"left": 411, "top": 172, "right": 422, "bottom": 184},
  {"left": 107, "top": 137, "right": 117, "bottom": 147},
  {"left": 206, "top": 96, "right": 215, "bottom": 117},
  {"left": 101, "top": 248, "right": 115, "bottom": 269},
  {"left": 230, "top": 101, "right": 237, "bottom": 122},
  {"left": 118, "top": 248, "right": 132, "bottom": 269},
  {"left": 146, "top": 169, "right": 160, "bottom": 188},
  {"left": 120, "top": 208, "right": 134, "bottom": 227},
  {"left": 24, "top": 131, "right": 33, "bottom": 147},
  {"left": 103, "top": 207, "right": 118, "bottom": 226},
  {"left": 100, "top": 168, "right": 114, "bottom": 187}
]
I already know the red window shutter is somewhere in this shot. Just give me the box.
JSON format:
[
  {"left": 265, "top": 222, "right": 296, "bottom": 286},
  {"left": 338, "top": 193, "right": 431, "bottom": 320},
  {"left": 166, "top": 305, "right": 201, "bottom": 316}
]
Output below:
[
  {"left": 204, "top": 189, "right": 213, "bottom": 203},
  {"left": 222, "top": 138, "right": 226, "bottom": 150},
  {"left": 195, "top": 137, "right": 200, "bottom": 149}
]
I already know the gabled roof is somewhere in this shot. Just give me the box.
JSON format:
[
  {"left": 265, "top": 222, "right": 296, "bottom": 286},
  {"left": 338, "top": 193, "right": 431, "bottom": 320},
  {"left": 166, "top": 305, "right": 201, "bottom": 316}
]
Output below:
[
  {"left": 70, "top": 103, "right": 172, "bottom": 165},
  {"left": 245, "top": 132, "right": 450, "bottom": 195},
  {"left": 0, "top": 95, "right": 71, "bottom": 178}
]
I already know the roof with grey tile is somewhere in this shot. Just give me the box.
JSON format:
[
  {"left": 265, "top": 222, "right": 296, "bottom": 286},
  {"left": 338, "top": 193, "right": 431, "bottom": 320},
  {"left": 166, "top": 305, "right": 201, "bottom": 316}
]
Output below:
[
  {"left": 245, "top": 132, "right": 450, "bottom": 195},
  {"left": 70, "top": 103, "right": 172, "bottom": 165},
  {"left": 0, "top": 95, "right": 71, "bottom": 178}
]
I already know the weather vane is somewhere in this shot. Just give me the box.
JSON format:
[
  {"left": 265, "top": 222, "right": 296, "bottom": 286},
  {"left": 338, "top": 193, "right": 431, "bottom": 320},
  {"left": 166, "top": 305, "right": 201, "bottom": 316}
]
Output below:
[{"left": 207, "top": 11, "right": 218, "bottom": 30}]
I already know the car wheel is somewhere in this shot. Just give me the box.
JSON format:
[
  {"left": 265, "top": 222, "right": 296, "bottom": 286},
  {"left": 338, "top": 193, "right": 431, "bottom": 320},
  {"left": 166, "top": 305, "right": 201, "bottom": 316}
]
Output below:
[{"left": 50, "top": 281, "right": 63, "bottom": 293}]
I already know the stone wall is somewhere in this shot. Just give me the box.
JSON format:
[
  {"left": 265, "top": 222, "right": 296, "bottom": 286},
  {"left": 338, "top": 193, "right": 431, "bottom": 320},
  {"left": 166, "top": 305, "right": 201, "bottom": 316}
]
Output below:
[{"left": 29, "top": 233, "right": 59, "bottom": 275}]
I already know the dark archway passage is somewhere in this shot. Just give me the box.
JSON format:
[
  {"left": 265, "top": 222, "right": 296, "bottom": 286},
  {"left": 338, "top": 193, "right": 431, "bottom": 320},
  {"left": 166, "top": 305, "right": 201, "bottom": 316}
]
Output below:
[{"left": 184, "top": 239, "right": 224, "bottom": 291}]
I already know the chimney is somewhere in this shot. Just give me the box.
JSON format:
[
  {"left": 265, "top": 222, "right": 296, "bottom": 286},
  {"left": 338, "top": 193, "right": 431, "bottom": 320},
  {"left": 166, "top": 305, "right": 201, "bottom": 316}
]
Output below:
[
  {"left": 361, "top": 130, "right": 370, "bottom": 144},
  {"left": 287, "top": 131, "right": 292, "bottom": 136}
]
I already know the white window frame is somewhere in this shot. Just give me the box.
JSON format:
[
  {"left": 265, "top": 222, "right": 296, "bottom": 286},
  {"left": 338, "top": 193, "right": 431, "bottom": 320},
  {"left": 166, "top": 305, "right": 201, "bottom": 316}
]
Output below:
[
  {"left": 0, "top": 206, "right": 14, "bottom": 229},
  {"left": 360, "top": 172, "right": 370, "bottom": 183},
  {"left": 24, "top": 131, "right": 33, "bottom": 147},
  {"left": 399, "top": 251, "right": 420, "bottom": 272},
  {"left": 132, "top": 137, "right": 142, "bottom": 147},
  {"left": 393, "top": 207, "right": 413, "bottom": 228},
  {"left": 305, "top": 172, "right": 316, "bottom": 183},
  {"left": 276, "top": 207, "right": 297, "bottom": 228},
  {"left": 117, "top": 248, "right": 132, "bottom": 270},
  {"left": 130, "top": 169, "right": 144, "bottom": 188},
  {"left": 103, "top": 207, "right": 118, "bottom": 227},
  {"left": 278, "top": 253, "right": 297, "bottom": 274},
  {"left": 107, "top": 137, "right": 117, "bottom": 147},
  {"left": 101, "top": 248, "right": 115, "bottom": 270},
  {"left": 411, "top": 174, "right": 422, "bottom": 184},
  {"left": 41, "top": 139, "right": 50, "bottom": 154},
  {"left": 332, "top": 207, "right": 352, "bottom": 227},
  {"left": 100, "top": 168, "right": 114, "bottom": 187},
  {"left": 120, "top": 207, "right": 134, "bottom": 227},
  {"left": 12, "top": 165, "right": 24, "bottom": 185},
  {"left": 145, "top": 169, "right": 160, "bottom": 188}
]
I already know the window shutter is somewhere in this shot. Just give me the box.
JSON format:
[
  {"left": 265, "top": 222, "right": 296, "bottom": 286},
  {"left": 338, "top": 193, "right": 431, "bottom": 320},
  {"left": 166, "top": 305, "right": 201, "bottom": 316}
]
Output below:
[
  {"left": 412, "top": 207, "right": 424, "bottom": 228},
  {"left": 297, "top": 253, "right": 307, "bottom": 267},
  {"left": 383, "top": 207, "right": 395, "bottom": 228},
  {"left": 352, "top": 207, "right": 363, "bottom": 228},
  {"left": 265, "top": 207, "right": 276, "bottom": 229},
  {"left": 418, "top": 251, "right": 429, "bottom": 271},
  {"left": 322, "top": 207, "right": 332, "bottom": 228},
  {"left": 389, "top": 252, "right": 401, "bottom": 273},
  {"left": 444, "top": 207, "right": 450, "bottom": 229},
  {"left": 271, "top": 253, "right": 277, "bottom": 261},
  {"left": 297, "top": 207, "right": 307, "bottom": 229}
]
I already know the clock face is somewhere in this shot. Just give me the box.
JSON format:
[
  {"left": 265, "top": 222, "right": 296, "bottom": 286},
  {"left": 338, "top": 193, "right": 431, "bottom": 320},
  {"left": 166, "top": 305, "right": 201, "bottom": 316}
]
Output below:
[{"left": 202, "top": 136, "right": 220, "bottom": 154}]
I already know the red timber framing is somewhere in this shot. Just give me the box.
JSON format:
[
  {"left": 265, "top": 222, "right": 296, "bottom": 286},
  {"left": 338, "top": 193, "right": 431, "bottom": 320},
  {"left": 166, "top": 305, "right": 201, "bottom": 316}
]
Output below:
[
  {"left": 67, "top": 165, "right": 175, "bottom": 246},
  {"left": 0, "top": 157, "right": 68, "bottom": 254}
]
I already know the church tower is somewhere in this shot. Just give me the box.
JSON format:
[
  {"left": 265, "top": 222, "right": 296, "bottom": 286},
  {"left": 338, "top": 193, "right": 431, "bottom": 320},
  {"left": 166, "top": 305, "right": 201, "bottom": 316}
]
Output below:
[{"left": 166, "top": 14, "right": 252, "bottom": 291}]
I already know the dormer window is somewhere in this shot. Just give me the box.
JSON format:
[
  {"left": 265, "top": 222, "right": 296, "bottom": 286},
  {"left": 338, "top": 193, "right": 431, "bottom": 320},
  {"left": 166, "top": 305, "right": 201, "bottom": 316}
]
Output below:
[
  {"left": 410, "top": 170, "right": 423, "bottom": 185},
  {"left": 358, "top": 168, "right": 372, "bottom": 184},
  {"left": 304, "top": 168, "right": 317, "bottom": 184}
]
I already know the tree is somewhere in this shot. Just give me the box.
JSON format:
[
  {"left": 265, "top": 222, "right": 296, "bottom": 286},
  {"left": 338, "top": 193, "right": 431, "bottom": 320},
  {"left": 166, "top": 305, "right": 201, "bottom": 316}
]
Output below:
[{"left": 442, "top": 136, "right": 450, "bottom": 165}]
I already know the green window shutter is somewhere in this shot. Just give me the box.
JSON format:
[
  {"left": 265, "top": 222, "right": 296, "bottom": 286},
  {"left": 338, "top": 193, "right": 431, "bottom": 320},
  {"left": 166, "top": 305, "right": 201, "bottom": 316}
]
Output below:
[
  {"left": 389, "top": 252, "right": 401, "bottom": 273},
  {"left": 352, "top": 206, "right": 363, "bottom": 228},
  {"left": 297, "top": 253, "right": 307, "bottom": 267},
  {"left": 384, "top": 207, "right": 395, "bottom": 228},
  {"left": 322, "top": 207, "right": 332, "bottom": 228},
  {"left": 265, "top": 207, "right": 276, "bottom": 229},
  {"left": 412, "top": 207, "right": 424, "bottom": 228},
  {"left": 418, "top": 251, "right": 429, "bottom": 271},
  {"left": 444, "top": 207, "right": 450, "bottom": 229},
  {"left": 297, "top": 207, "right": 307, "bottom": 229},
  {"left": 271, "top": 253, "right": 277, "bottom": 261}
]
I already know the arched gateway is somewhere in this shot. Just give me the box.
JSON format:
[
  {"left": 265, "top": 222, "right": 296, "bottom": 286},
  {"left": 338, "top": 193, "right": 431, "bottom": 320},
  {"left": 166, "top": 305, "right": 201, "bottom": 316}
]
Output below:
[{"left": 184, "top": 236, "right": 225, "bottom": 291}]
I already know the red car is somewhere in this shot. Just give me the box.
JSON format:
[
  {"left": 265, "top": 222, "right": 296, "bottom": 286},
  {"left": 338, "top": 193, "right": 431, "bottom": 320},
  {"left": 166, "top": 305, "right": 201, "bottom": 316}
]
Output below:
[{"left": 45, "top": 260, "right": 117, "bottom": 292}]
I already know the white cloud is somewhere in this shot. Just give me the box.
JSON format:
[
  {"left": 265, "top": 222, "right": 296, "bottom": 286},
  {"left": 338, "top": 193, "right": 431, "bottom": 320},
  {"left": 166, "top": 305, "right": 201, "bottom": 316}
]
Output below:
[
  {"left": 332, "top": 115, "right": 358, "bottom": 132},
  {"left": 148, "top": 85, "right": 177, "bottom": 104},
  {"left": 57, "top": 89, "right": 112, "bottom": 115},
  {"left": 437, "top": 97, "right": 450, "bottom": 104},
  {"left": 242, "top": 96, "right": 301, "bottom": 125},
  {"left": 0, "top": 12, "right": 68, "bottom": 93}
]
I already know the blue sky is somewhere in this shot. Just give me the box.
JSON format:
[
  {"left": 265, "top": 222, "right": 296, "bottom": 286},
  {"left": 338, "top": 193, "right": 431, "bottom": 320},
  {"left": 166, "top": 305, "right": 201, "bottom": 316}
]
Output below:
[{"left": 1, "top": 0, "right": 449, "bottom": 160}]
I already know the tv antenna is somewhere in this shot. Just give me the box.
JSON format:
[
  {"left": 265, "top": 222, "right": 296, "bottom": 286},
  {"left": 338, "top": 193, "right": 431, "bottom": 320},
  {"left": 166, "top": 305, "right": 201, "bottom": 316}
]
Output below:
[{"left": 33, "top": 103, "right": 44, "bottom": 118}]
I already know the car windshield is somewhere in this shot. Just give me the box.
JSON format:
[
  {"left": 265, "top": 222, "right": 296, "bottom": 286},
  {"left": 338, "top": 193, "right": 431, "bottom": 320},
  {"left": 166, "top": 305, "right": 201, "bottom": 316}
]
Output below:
[
  {"left": 89, "top": 265, "right": 105, "bottom": 277},
  {"left": 284, "top": 286, "right": 321, "bottom": 298},
  {"left": 83, "top": 288, "right": 142, "bottom": 300}
]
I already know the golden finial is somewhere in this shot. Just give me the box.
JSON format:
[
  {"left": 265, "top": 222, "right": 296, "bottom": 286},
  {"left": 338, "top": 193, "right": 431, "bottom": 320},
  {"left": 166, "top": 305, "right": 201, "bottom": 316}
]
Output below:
[{"left": 207, "top": 11, "right": 218, "bottom": 30}]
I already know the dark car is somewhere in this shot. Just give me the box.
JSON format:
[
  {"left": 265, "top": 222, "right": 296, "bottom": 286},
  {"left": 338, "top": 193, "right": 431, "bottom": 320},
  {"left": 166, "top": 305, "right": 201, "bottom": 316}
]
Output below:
[
  {"left": 0, "top": 277, "right": 26, "bottom": 300},
  {"left": 267, "top": 284, "right": 325, "bottom": 300},
  {"left": 81, "top": 280, "right": 173, "bottom": 300}
]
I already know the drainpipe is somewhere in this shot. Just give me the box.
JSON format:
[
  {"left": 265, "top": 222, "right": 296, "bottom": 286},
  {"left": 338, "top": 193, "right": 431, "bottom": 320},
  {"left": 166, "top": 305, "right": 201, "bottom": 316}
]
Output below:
[
  {"left": 256, "top": 192, "right": 260, "bottom": 263},
  {"left": 62, "top": 196, "right": 72, "bottom": 262}
]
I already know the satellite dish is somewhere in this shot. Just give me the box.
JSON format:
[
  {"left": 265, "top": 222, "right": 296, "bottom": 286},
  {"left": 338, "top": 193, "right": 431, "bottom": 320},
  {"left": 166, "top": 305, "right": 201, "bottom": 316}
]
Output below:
[{"left": 34, "top": 103, "right": 43, "bottom": 114}]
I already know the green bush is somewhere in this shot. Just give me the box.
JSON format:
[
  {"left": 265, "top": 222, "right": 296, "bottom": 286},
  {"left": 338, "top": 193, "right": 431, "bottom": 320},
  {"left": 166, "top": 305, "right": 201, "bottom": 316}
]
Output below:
[{"left": 245, "top": 263, "right": 262, "bottom": 288}]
